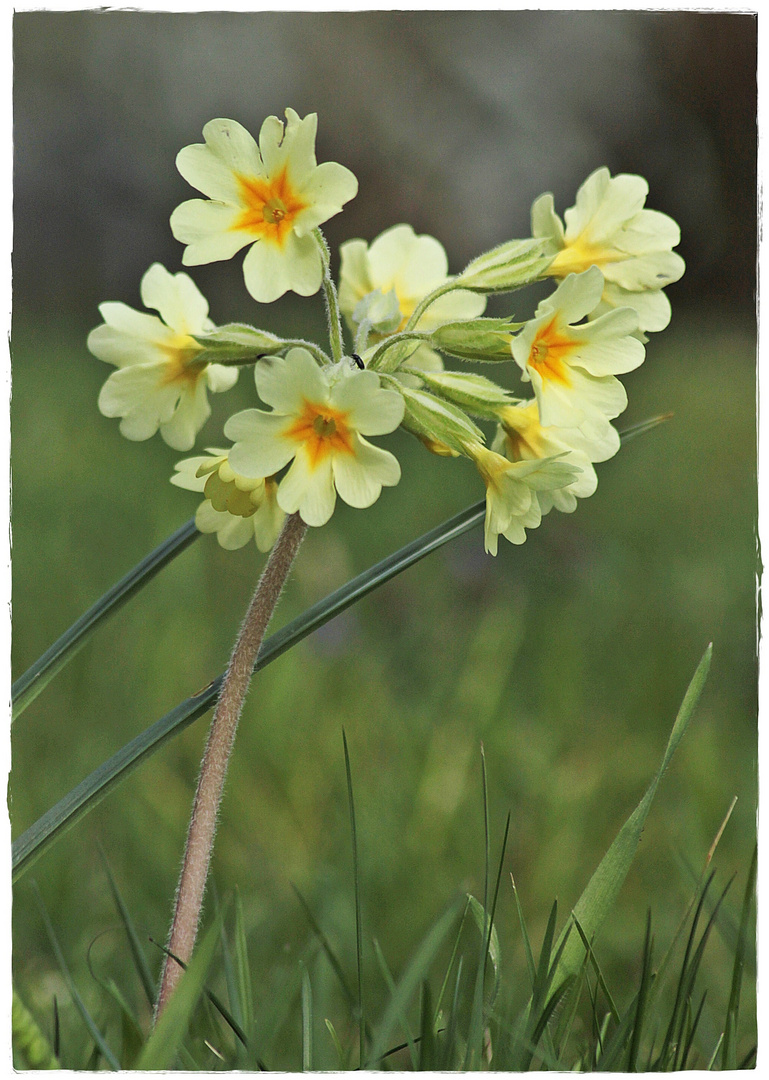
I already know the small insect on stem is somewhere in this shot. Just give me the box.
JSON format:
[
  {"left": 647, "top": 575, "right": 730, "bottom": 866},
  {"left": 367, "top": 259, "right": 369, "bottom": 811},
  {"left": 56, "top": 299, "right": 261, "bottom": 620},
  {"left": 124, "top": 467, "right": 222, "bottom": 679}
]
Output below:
[{"left": 351, "top": 353, "right": 365, "bottom": 369}]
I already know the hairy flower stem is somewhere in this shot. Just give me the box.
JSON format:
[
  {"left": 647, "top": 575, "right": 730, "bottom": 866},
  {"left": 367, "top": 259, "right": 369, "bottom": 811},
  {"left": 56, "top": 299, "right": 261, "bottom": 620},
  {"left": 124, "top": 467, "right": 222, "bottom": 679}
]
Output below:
[{"left": 156, "top": 512, "right": 308, "bottom": 1018}]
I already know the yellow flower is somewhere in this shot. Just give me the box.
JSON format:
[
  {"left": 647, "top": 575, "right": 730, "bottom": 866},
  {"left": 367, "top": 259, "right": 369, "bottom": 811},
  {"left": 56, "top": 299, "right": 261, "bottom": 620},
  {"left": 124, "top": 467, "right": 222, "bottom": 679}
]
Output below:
[
  {"left": 225, "top": 348, "right": 404, "bottom": 527},
  {"left": 339, "top": 224, "right": 485, "bottom": 369},
  {"left": 170, "top": 111, "right": 358, "bottom": 303},
  {"left": 465, "top": 442, "right": 580, "bottom": 555},
  {"left": 88, "top": 263, "right": 237, "bottom": 451},
  {"left": 532, "top": 167, "right": 685, "bottom": 332},
  {"left": 172, "top": 449, "right": 284, "bottom": 551},
  {"left": 511, "top": 267, "right": 644, "bottom": 429}
]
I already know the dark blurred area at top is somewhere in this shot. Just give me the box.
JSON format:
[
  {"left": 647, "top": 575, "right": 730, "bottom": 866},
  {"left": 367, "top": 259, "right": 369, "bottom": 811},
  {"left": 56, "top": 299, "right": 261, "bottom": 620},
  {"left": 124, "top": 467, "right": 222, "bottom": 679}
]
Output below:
[{"left": 13, "top": 10, "right": 756, "bottom": 325}]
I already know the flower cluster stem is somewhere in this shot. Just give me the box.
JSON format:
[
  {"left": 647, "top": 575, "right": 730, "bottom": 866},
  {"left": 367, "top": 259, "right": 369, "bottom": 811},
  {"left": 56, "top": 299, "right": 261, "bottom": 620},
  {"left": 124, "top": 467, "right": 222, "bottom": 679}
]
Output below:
[{"left": 155, "top": 512, "right": 308, "bottom": 1019}]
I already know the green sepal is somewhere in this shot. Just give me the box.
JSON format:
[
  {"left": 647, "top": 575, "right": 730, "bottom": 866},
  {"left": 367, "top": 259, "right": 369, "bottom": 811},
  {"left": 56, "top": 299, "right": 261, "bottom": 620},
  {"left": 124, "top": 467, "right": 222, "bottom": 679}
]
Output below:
[
  {"left": 403, "top": 368, "right": 518, "bottom": 420},
  {"left": 364, "top": 334, "right": 426, "bottom": 374},
  {"left": 382, "top": 376, "right": 483, "bottom": 453},
  {"left": 458, "top": 238, "right": 554, "bottom": 293},
  {"left": 192, "top": 322, "right": 287, "bottom": 365},
  {"left": 429, "top": 317, "right": 522, "bottom": 362}
]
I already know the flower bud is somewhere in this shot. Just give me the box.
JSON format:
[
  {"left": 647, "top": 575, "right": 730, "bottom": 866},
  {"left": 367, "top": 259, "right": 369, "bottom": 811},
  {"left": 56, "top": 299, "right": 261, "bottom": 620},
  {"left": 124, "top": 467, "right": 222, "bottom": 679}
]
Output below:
[{"left": 458, "top": 238, "right": 554, "bottom": 293}]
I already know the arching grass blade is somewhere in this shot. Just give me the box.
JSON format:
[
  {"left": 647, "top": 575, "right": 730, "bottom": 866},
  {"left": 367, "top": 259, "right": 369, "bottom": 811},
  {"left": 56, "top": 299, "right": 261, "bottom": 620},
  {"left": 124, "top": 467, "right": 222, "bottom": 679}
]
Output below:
[
  {"left": 13, "top": 501, "right": 485, "bottom": 881},
  {"left": 12, "top": 518, "right": 200, "bottom": 721}
]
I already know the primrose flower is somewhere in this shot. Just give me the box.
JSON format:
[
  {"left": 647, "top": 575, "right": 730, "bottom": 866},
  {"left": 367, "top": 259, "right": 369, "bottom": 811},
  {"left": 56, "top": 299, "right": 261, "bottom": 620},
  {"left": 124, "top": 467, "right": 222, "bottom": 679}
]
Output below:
[
  {"left": 493, "top": 401, "right": 602, "bottom": 515},
  {"left": 511, "top": 267, "right": 645, "bottom": 429},
  {"left": 532, "top": 167, "right": 685, "bottom": 332},
  {"left": 339, "top": 224, "right": 486, "bottom": 367},
  {"left": 172, "top": 449, "right": 284, "bottom": 551},
  {"left": 225, "top": 348, "right": 405, "bottom": 527},
  {"left": 88, "top": 263, "right": 238, "bottom": 451},
  {"left": 465, "top": 442, "right": 582, "bottom": 555},
  {"left": 171, "top": 111, "right": 358, "bottom": 303}
]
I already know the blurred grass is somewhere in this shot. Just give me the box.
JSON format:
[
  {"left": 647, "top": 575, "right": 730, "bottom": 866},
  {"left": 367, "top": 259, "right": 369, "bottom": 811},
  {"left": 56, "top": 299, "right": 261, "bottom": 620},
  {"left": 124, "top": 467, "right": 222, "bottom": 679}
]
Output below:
[{"left": 10, "top": 298, "right": 756, "bottom": 1063}]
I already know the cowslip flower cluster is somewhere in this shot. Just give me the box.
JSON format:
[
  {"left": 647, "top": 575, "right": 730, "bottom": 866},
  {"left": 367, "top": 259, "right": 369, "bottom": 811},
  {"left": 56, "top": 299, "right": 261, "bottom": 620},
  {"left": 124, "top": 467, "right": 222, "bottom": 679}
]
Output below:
[{"left": 88, "top": 109, "right": 684, "bottom": 556}]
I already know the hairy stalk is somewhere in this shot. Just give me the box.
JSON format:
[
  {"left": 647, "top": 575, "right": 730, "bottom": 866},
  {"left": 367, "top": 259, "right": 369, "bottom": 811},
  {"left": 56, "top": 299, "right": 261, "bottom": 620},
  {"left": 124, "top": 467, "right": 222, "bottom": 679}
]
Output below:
[
  {"left": 314, "top": 228, "right": 345, "bottom": 363},
  {"left": 156, "top": 512, "right": 307, "bottom": 1018},
  {"left": 404, "top": 279, "right": 461, "bottom": 332}
]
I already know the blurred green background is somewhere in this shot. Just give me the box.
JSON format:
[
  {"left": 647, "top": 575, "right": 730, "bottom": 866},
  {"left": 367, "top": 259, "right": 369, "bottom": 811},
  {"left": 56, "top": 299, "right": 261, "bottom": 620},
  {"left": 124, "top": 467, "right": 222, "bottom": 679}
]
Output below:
[{"left": 12, "top": 9, "right": 756, "bottom": 1067}]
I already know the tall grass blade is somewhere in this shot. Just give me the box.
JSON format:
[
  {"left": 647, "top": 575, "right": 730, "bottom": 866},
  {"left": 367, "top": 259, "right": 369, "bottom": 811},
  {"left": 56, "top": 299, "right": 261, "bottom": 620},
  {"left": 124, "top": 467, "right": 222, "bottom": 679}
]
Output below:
[
  {"left": 721, "top": 842, "right": 757, "bottom": 1069},
  {"left": 418, "top": 979, "right": 436, "bottom": 1069},
  {"left": 627, "top": 909, "right": 654, "bottom": 1071},
  {"left": 233, "top": 888, "right": 254, "bottom": 1044},
  {"left": 465, "top": 746, "right": 492, "bottom": 1067},
  {"left": 290, "top": 882, "right": 358, "bottom": 1011},
  {"left": 99, "top": 847, "right": 156, "bottom": 1011},
  {"left": 32, "top": 883, "right": 120, "bottom": 1070},
  {"left": 342, "top": 729, "right": 366, "bottom": 1066},
  {"left": 440, "top": 956, "right": 464, "bottom": 1070},
  {"left": 511, "top": 874, "right": 537, "bottom": 988},
  {"left": 432, "top": 895, "right": 470, "bottom": 1027},
  {"left": 136, "top": 917, "right": 222, "bottom": 1069},
  {"left": 552, "top": 643, "right": 712, "bottom": 986},
  {"left": 301, "top": 964, "right": 313, "bottom": 1071},
  {"left": 366, "top": 900, "right": 462, "bottom": 1067},
  {"left": 13, "top": 501, "right": 486, "bottom": 881},
  {"left": 12, "top": 988, "right": 61, "bottom": 1070},
  {"left": 12, "top": 518, "right": 199, "bottom": 721},
  {"left": 373, "top": 938, "right": 418, "bottom": 1068}
]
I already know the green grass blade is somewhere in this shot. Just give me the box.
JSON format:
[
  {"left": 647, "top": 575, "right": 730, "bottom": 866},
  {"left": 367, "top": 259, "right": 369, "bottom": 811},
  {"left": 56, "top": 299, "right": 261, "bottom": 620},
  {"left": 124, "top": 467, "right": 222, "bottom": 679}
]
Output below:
[
  {"left": 32, "top": 883, "right": 120, "bottom": 1070},
  {"left": 342, "top": 729, "right": 366, "bottom": 1066},
  {"left": 290, "top": 882, "right": 358, "bottom": 1010},
  {"left": 432, "top": 896, "right": 470, "bottom": 1028},
  {"left": 466, "top": 747, "right": 492, "bottom": 1067},
  {"left": 366, "top": 900, "right": 462, "bottom": 1067},
  {"left": 626, "top": 910, "right": 654, "bottom": 1071},
  {"left": 511, "top": 874, "right": 537, "bottom": 989},
  {"left": 233, "top": 888, "right": 254, "bottom": 1042},
  {"left": 99, "top": 847, "right": 156, "bottom": 1011},
  {"left": 301, "top": 964, "right": 313, "bottom": 1071},
  {"left": 135, "top": 917, "right": 222, "bottom": 1070},
  {"left": 373, "top": 938, "right": 418, "bottom": 1069},
  {"left": 12, "top": 518, "right": 199, "bottom": 721},
  {"left": 13, "top": 501, "right": 486, "bottom": 882},
  {"left": 722, "top": 842, "right": 757, "bottom": 1068},
  {"left": 552, "top": 643, "right": 712, "bottom": 986},
  {"left": 12, "top": 988, "right": 61, "bottom": 1070}
]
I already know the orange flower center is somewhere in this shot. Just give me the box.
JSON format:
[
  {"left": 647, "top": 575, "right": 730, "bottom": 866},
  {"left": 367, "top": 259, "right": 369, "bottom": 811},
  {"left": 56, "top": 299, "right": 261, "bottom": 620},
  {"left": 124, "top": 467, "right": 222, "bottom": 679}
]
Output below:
[
  {"left": 232, "top": 166, "right": 308, "bottom": 246},
  {"left": 527, "top": 317, "right": 574, "bottom": 387},
  {"left": 284, "top": 400, "right": 354, "bottom": 469}
]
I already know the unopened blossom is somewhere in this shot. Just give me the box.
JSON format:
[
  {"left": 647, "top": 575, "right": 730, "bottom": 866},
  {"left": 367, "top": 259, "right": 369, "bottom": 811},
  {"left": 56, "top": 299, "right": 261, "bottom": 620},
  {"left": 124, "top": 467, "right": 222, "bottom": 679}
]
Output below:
[
  {"left": 339, "top": 224, "right": 486, "bottom": 368},
  {"left": 511, "top": 267, "right": 645, "bottom": 429},
  {"left": 225, "top": 348, "right": 404, "bottom": 527},
  {"left": 89, "top": 263, "right": 238, "bottom": 451},
  {"left": 172, "top": 449, "right": 285, "bottom": 551},
  {"left": 532, "top": 167, "right": 685, "bottom": 332},
  {"left": 465, "top": 442, "right": 581, "bottom": 555},
  {"left": 170, "top": 111, "right": 358, "bottom": 303},
  {"left": 493, "top": 400, "right": 602, "bottom": 515}
]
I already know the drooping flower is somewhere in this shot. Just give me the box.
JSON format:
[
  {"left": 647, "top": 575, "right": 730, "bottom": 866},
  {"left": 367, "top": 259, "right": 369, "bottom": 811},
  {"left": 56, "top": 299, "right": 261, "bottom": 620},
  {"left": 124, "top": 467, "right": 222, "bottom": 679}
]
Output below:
[
  {"left": 88, "top": 263, "right": 238, "bottom": 451},
  {"left": 464, "top": 442, "right": 582, "bottom": 555},
  {"left": 171, "top": 449, "right": 285, "bottom": 551},
  {"left": 338, "top": 224, "right": 486, "bottom": 368},
  {"left": 170, "top": 111, "right": 358, "bottom": 303},
  {"left": 532, "top": 167, "right": 685, "bottom": 332},
  {"left": 225, "top": 348, "right": 405, "bottom": 527},
  {"left": 510, "top": 267, "right": 645, "bottom": 429},
  {"left": 492, "top": 400, "right": 606, "bottom": 515}
]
